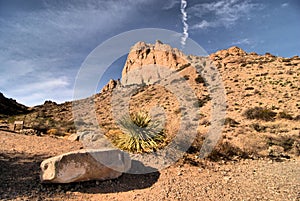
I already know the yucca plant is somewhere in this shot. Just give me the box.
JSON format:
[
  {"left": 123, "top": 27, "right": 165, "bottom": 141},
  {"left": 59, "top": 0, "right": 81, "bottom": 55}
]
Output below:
[{"left": 113, "top": 111, "right": 165, "bottom": 153}]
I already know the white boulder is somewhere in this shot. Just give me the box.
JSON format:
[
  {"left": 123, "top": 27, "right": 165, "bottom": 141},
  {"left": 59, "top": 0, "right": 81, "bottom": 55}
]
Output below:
[{"left": 40, "top": 148, "right": 131, "bottom": 183}]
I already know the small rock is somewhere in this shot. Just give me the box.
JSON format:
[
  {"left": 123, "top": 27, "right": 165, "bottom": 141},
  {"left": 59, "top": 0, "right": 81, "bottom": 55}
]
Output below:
[{"left": 67, "top": 134, "right": 79, "bottom": 141}]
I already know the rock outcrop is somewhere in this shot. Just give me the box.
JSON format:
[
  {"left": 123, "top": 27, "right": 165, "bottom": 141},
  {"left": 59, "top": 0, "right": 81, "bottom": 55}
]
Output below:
[
  {"left": 40, "top": 148, "right": 131, "bottom": 183},
  {"left": 101, "top": 79, "right": 120, "bottom": 93},
  {"left": 122, "top": 40, "right": 190, "bottom": 77}
]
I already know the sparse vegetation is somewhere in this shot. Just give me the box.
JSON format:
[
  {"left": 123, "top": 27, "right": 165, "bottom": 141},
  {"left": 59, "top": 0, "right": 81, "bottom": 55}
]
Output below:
[
  {"left": 195, "top": 75, "right": 205, "bottom": 84},
  {"left": 195, "top": 95, "right": 211, "bottom": 107},
  {"left": 244, "top": 107, "right": 277, "bottom": 121},
  {"left": 224, "top": 117, "right": 240, "bottom": 127},
  {"left": 278, "top": 111, "right": 294, "bottom": 120},
  {"left": 112, "top": 111, "right": 165, "bottom": 153},
  {"left": 251, "top": 123, "right": 267, "bottom": 132}
]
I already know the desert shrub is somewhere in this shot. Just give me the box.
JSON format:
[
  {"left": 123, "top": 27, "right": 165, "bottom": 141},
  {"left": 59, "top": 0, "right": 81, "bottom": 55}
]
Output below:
[
  {"left": 251, "top": 123, "right": 267, "bottom": 132},
  {"left": 278, "top": 111, "right": 294, "bottom": 120},
  {"left": 267, "top": 136, "right": 295, "bottom": 152},
  {"left": 243, "top": 107, "right": 277, "bottom": 121},
  {"left": 195, "top": 75, "right": 205, "bottom": 84},
  {"left": 32, "top": 123, "right": 49, "bottom": 134},
  {"left": 113, "top": 111, "right": 165, "bottom": 153},
  {"left": 294, "top": 115, "right": 300, "bottom": 121},
  {"left": 208, "top": 141, "right": 249, "bottom": 161},
  {"left": 224, "top": 117, "right": 240, "bottom": 127},
  {"left": 65, "top": 122, "right": 76, "bottom": 133},
  {"left": 195, "top": 95, "right": 211, "bottom": 107},
  {"left": 130, "top": 111, "right": 151, "bottom": 128},
  {"left": 183, "top": 75, "right": 190, "bottom": 80}
]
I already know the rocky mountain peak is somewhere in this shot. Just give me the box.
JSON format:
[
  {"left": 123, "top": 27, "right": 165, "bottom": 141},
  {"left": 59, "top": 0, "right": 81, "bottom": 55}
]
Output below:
[
  {"left": 211, "top": 46, "right": 248, "bottom": 60},
  {"left": 122, "top": 41, "right": 189, "bottom": 77}
]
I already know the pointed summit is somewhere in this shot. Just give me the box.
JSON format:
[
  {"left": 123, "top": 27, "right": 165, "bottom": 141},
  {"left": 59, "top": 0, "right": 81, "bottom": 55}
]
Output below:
[{"left": 122, "top": 41, "right": 189, "bottom": 77}]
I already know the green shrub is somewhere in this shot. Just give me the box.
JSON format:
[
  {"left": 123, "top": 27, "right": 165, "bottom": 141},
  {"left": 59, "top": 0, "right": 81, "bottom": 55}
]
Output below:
[
  {"left": 244, "top": 107, "right": 277, "bottom": 121},
  {"left": 113, "top": 111, "right": 165, "bottom": 153},
  {"left": 278, "top": 111, "right": 293, "bottom": 120}
]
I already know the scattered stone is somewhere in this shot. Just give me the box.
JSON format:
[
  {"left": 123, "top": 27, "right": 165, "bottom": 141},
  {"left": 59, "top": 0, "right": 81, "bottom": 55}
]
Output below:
[{"left": 67, "top": 133, "right": 79, "bottom": 141}]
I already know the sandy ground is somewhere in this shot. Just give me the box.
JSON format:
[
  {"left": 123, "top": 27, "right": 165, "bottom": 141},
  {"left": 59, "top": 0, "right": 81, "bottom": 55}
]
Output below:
[{"left": 0, "top": 130, "right": 299, "bottom": 201}]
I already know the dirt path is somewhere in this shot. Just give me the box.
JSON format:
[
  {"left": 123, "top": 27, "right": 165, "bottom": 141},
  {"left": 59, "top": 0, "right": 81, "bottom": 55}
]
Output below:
[{"left": 0, "top": 131, "right": 299, "bottom": 201}]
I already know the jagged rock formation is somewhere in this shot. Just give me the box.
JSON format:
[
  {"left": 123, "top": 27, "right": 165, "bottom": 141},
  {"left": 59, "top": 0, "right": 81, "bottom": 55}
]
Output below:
[
  {"left": 101, "top": 79, "right": 121, "bottom": 93},
  {"left": 122, "top": 40, "right": 190, "bottom": 77}
]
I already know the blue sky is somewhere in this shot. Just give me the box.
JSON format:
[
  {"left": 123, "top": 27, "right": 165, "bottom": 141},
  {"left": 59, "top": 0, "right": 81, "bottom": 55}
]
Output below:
[{"left": 0, "top": 0, "right": 299, "bottom": 106}]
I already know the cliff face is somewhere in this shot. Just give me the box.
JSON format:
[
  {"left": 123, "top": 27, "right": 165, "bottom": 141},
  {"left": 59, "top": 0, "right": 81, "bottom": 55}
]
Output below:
[{"left": 122, "top": 40, "right": 190, "bottom": 77}]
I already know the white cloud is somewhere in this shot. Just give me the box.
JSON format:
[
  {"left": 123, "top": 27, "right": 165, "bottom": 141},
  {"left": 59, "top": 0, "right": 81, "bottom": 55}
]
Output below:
[
  {"left": 281, "top": 3, "right": 289, "bottom": 7},
  {"left": 191, "top": 20, "right": 215, "bottom": 29},
  {"left": 11, "top": 77, "right": 69, "bottom": 94},
  {"left": 232, "top": 38, "right": 251, "bottom": 45},
  {"left": 0, "top": 0, "right": 149, "bottom": 106},
  {"left": 6, "top": 76, "right": 72, "bottom": 106},
  {"left": 190, "top": 0, "right": 263, "bottom": 30},
  {"left": 163, "top": 0, "right": 180, "bottom": 10}
]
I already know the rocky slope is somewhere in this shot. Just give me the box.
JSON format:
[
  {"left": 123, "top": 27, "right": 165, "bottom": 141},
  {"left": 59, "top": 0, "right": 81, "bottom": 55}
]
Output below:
[
  {"left": 101, "top": 41, "right": 300, "bottom": 159},
  {"left": 0, "top": 92, "right": 28, "bottom": 116},
  {"left": 1, "top": 41, "right": 300, "bottom": 160}
]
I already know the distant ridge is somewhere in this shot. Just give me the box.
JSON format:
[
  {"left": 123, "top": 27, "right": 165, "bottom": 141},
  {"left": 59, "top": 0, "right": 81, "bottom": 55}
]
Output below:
[{"left": 0, "top": 92, "right": 28, "bottom": 116}]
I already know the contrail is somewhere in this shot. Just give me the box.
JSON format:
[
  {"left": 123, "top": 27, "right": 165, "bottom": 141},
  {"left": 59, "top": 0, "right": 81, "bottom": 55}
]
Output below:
[{"left": 180, "top": 0, "right": 188, "bottom": 48}]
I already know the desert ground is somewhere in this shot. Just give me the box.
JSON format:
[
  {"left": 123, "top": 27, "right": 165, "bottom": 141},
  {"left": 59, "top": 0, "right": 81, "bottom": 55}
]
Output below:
[
  {"left": 1, "top": 42, "right": 300, "bottom": 200},
  {"left": 0, "top": 130, "right": 299, "bottom": 201}
]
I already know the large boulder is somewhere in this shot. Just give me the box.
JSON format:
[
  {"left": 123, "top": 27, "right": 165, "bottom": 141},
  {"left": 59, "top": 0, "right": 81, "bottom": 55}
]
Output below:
[{"left": 40, "top": 148, "right": 131, "bottom": 183}]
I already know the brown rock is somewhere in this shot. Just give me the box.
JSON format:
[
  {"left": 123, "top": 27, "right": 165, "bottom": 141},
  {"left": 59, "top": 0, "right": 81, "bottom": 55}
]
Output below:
[
  {"left": 101, "top": 79, "right": 120, "bottom": 93},
  {"left": 227, "top": 46, "right": 247, "bottom": 56},
  {"left": 122, "top": 41, "right": 189, "bottom": 77}
]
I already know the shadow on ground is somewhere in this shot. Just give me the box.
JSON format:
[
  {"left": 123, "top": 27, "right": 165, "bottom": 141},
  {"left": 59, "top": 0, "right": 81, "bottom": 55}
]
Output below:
[
  {"left": 0, "top": 152, "right": 160, "bottom": 200},
  {"left": 0, "top": 152, "right": 48, "bottom": 200},
  {"left": 67, "top": 160, "right": 160, "bottom": 194}
]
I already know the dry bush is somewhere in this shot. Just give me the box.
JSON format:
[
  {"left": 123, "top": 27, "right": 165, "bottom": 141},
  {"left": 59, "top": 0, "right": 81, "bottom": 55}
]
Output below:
[
  {"left": 244, "top": 107, "right": 277, "bottom": 121},
  {"left": 278, "top": 111, "right": 294, "bottom": 120}
]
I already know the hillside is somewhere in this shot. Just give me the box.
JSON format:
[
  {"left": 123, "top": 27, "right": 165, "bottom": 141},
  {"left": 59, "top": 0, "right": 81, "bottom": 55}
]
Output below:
[
  {"left": 1, "top": 41, "right": 300, "bottom": 159},
  {"left": 1, "top": 41, "right": 300, "bottom": 200},
  {"left": 0, "top": 42, "right": 300, "bottom": 201},
  {"left": 0, "top": 92, "right": 28, "bottom": 116}
]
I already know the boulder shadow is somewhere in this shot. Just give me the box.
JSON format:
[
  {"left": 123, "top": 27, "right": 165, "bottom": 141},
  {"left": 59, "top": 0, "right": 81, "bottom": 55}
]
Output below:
[
  {"left": 66, "top": 160, "right": 160, "bottom": 194},
  {"left": 0, "top": 152, "right": 50, "bottom": 200},
  {"left": 0, "top": 152, "right": 160, "bottom": 200}
]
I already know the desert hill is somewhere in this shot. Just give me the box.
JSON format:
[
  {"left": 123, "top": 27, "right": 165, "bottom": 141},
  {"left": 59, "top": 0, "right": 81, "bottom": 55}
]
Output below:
[
  {"left": 1, "top": 41, "right": 300, "bottom": 200},
  {"left": 1, "top": 41, "right": 299, "bottom": 159},
  {"left": 0, "top": 92, "right": 28, "bottom": 116}
]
